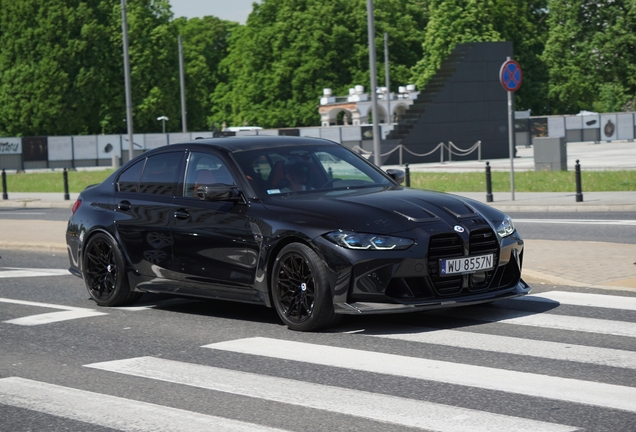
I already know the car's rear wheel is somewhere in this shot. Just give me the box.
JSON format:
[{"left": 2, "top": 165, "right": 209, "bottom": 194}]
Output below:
[
  {"left": 82, "top": 233, "right": 140, "bottom": 306},
  {"left": 271, "top": 243, "right": 340, "bottom": 331}
]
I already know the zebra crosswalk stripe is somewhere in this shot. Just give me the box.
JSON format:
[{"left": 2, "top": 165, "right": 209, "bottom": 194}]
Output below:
[
  {"left": 0, "top": 268, "right": 70, "bottom": 278},
  {"left": 0, "top": 377, "right": 287, "bottom": 432},
  {"left": 520, "top": 291, "right": 636, "bottom": 311},
  {"left": 435, "top": 306, "right": 636, "bottom": 337},
  {"left": 85, "top": 356, "right": 576, "bottom": 432},
  {"left": 361, "top": 325, "right": 636, "bottom": 369},
  {"left": 204, "top": 337, "right": 636, "bottom": 414},
  {"left": 0, "top": 298, "right": 107, "bottom": 326}
]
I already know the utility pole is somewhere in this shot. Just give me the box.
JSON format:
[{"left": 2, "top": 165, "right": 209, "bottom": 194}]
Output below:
[
  {"left": 178, "top": 35, "right": 187, "bottom": 133},
  {"left": 367, "top": 0, "right": 381, "bottom": 167},
  {"left": 384, "top": 32, "right": 391, "bottom": 124},
  {"left": 121, "top": 0, "right": 134, "bottom": 162}
]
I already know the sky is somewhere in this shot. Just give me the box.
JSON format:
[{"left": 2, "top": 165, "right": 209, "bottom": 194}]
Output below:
[{"left": 170, "top": 0, "right": 260, "bottom": 24}]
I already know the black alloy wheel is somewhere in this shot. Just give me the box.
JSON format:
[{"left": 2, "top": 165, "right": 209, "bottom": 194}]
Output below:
[
  {"left": 82, "top": 233, "right": 140, "bottom": 306},
  {"left": 272, "top": 243, "right": 339, "bottom": 331}
]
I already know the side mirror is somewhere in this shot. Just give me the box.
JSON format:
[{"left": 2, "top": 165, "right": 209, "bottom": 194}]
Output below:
[
  {"left": 385, "top": 169, "right": 405, "bottom": 185},
  {"left": 197, "top": 184, "right": 242, "bottom": 201}
]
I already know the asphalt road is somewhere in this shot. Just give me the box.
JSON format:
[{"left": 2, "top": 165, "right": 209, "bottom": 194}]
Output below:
[
  {"left": 1, "top": 248, "right": 635, "bottom": 431},
  {"left": 509, "top": 211, "right": 636, "bottom": 244}
]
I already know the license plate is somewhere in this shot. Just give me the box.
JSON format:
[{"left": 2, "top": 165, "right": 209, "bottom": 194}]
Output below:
[{"left": 440, "top": 254, "right": 494, "bottom": 276}]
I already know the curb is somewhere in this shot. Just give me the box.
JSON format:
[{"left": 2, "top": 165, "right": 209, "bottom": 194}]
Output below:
[
  {"left": 0, "top": 242, "right": 68, "bottom": 253},
  {"left": 522, "top": 269, "right": 636, "bottom": 292},
  {"left": 490, "top": 204, "right": 636, "bottom": 213}
]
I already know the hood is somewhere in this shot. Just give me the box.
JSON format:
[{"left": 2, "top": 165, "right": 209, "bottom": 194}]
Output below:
[{"left": 261, "top": 187, "right": 503, "bottom": 235}]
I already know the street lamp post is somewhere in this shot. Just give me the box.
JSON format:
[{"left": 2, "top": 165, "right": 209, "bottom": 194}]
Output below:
[{"left": 157, "top": 116, "right": 168, "bottom": 133}]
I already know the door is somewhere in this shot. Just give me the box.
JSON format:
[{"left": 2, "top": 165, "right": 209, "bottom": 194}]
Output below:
[
  {"left": 170, "top": 151, "right": 257, "bottom": 288},
  {"left": 113, "top": 151, "right": 184, "bottom": 277}
]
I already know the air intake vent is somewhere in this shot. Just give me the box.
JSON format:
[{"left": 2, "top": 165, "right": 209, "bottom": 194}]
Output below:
[
  {"left": 469, "top": 228, "right": 498, "bottom": 255},
  {"left": 467, "top": 228, "right": 499, "bottom": 291},
  {"left": 427, "top": 233, "right": 463, "bottom": 295},
  {"left": 428, "top": 234, "right": 463, "bottom": 260}
]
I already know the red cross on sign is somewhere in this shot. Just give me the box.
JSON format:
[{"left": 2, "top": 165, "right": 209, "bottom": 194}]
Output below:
[{"left": 499, "top": 60, "right": 523, "bottom": 92}]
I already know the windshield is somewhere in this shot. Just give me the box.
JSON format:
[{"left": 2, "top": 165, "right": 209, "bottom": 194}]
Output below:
[{"left": 233, "top": 144, "right": 394, "bottom": 200}]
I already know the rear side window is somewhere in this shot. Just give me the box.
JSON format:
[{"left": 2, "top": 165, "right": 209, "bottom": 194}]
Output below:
[
  {"left": 138, "top": 153, "right": 182, "bottom": 195},
  {"left": 117, "top": 160, "right": 144, "bottom": 193}
]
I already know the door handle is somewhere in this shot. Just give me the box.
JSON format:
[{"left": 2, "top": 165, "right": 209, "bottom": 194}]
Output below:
[
  {"left": 173, "top": 209, "right": 190, "bottom": 220},
  {"left": 117, "top": 200, "right": 131, "bottom": 211}
]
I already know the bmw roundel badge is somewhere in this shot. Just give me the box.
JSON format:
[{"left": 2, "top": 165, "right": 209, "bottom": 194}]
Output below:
[{"left": 454, "top": 225, "right": 465, "bottom": 233}]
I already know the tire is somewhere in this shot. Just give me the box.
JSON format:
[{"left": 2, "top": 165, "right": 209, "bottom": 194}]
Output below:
[
  {"left": 82, "top": 232, "right": 141, "bottom": 307},
  {"left": 271, "top": 243, "right": 340, "bottom": 331}
]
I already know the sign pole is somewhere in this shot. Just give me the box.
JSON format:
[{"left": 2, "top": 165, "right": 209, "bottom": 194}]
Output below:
[
  {"left": 507, "top": 85, "right": 515, "bottom": 201},
  {"left": 499, "top": 57, "right": 523, "bottom": 202}
]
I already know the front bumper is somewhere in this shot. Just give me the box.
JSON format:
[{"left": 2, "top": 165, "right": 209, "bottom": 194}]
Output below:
[
  {"left": 333, "top": 278, "right": 531, "bottom": 315},
  {"left": 314, "top": 225, "right": 528, "bottom": 315}
]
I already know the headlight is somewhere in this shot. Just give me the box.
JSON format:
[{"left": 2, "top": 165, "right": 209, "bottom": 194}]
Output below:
[
  {"left": 325, "top": 230, "right": 414, "bottom": 250},
  {"left": 496, "top": 215, "right": 515, "bottom": 238}
]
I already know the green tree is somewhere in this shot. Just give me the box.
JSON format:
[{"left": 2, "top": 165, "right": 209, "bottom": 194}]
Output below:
[
  {"left": 542, "top": 0, "right": 636, "bottom": 114},
  {"left": 173, "top": 16, "right": 238, "bottom": 132},
  {"left": 410, "top": 0, "right": 549, "bottom": 115},
  {"left": 410, "top": 0, "right": 501, "bottom": 89},
  {"left": 210, "top": 0, "right": 426, "bottom": 128},
  {"left": 490, "top": 0, "right": 549, "bottom": 115},
  {"left": 122, "top": 0, "right": 181, "bottom": 133},
  {"left": 0, "top": 0, "right": 115, "bottom": 136},
  {"left": 0, "top": 0, "right": 189, "bottom": 136}
]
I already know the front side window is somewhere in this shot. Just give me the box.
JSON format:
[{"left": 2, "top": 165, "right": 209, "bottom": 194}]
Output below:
[
  {"left": 314, "top": 151, "right": 374, "bottom": 183},
  {"left": 184, "top": 152, "right": 236, "bottom": 198}
]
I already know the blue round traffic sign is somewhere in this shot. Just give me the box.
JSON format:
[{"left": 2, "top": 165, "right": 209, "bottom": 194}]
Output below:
[{"left": 499, "top": 60, "right": 523, "bottom": 92}]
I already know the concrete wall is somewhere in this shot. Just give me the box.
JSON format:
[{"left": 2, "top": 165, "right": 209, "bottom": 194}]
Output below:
[{"left": 515, "top": 112, "right": 635, "bottom": 147}]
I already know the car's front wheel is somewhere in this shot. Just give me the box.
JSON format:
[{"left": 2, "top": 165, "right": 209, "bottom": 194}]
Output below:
[
  {"left": 82, "top": 233, "right": 140, "bottom": 306},
  {"left": 271, "top": 243, "right": 340, "bottom": 331}
]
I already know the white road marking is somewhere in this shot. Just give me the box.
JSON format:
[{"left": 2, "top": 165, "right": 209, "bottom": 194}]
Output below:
[
  {"left": 363, "top": 326, "right": 636, "bottom": 369},
  {"left": 0, "top": 268, "right": 70, "bottom": 278},
  {"left": 115, "top": 306, "right": 153, "bottom": 311},
  {"left": 520, "top": 291, "right": 636, "bottom": 311},
  {"left": 436, "top": 306, "right": 636, "bottom": 338},
  {"left": 0, "top": 212, "right": 47, "bottom": 215},
  {"left": 0, "top": 377, "right": 287, "bottom": 432},
  {"left": 204, "top": 337, "right": 636, "bottom": 414},
  {"left": 0, "top": 298, "right": 107, "bottom": 325},
  {"left": 86, "top": 356, "right": 577, "bottom": 432},
  {"left": 514, "top": 218, "right": 636, "bottom": 226}
]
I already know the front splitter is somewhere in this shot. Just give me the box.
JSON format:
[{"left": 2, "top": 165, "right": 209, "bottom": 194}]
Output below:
[{"left": 333, "top": 279, "right": 531, "bottom": 315}]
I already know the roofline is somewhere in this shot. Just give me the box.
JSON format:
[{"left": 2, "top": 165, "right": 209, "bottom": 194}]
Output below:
[{"left": 160, "top": 135, "right": 342, "bottom": 153}]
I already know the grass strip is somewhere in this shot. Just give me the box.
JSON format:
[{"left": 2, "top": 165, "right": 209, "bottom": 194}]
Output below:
[
  {"left": 410, "top": 170, "right": 636, "bottom": 192},
  {"left": 2, "top": 169, "right": 635, "bottom": 193}
]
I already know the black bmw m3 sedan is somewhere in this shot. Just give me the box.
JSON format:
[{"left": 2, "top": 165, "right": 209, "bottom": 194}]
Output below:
[{"left": 66, "top": 136, "right": 529, "bottom": 331}]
